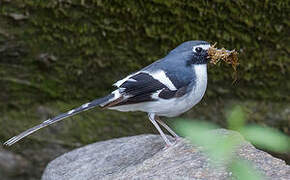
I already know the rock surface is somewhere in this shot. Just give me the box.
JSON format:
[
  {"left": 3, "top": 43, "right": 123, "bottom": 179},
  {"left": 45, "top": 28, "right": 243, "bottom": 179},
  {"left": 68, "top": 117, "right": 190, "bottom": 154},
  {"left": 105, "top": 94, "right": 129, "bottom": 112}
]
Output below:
[
  {"left": 42, "top": 130, "right": 290, "bottom": 180},
  {"left": 0, "top": 147, "right": 31, "bottom": 180}
]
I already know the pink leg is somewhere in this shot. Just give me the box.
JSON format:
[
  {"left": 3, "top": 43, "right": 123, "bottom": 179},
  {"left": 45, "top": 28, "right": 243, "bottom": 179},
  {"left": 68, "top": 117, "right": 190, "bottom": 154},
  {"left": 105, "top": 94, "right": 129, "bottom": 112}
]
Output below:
[
  {"left": 148, "top": 113, "right": 173, "bottom": 146},
  {"left": 155, "top": 117, "right": 180, "bottom": 138}
]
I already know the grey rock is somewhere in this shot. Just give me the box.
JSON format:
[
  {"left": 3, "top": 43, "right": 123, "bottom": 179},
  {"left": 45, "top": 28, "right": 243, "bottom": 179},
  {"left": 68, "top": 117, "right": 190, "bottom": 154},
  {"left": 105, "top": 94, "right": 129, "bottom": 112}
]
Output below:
[
  {"left": 42, "top": 130, "right": 290, "bottom": 180},
  {"left": 0, "top": 147, "right": 31, "bottom": 180}
]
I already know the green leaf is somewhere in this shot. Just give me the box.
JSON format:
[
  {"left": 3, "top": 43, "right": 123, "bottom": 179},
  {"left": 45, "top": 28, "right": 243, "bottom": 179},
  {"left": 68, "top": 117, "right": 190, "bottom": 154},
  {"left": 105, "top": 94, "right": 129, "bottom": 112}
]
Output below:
[
  {"left": 227, "top": 105, "right": 246, "bottom": 131},
  {"left": 240, "top": 125, "right": 290, "bottom": 152},
  {"left": 174, "top": 119, "right": 244, "bottom": 164},
  {"left": 230, "top": 160, "right": 264, "bottom": 180},
  {"left": 207, "top": 135, "right": 242, "bottom": 164},
  {"left": 173, "top": 119, "right": 218, "bottom": 146}
]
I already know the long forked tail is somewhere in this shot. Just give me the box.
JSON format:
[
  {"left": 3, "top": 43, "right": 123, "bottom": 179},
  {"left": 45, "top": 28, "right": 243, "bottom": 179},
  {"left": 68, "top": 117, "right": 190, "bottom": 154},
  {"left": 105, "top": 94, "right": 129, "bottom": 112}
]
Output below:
[{"left": 3, "top": 94, "right": 114, "bottom": 146}]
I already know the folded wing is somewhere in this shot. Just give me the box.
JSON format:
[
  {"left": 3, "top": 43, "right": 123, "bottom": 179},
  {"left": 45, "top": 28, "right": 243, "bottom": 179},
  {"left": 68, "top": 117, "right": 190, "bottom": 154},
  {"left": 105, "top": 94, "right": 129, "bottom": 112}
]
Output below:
[{"left": 108, "top": 71, "right": 190, "bottom": 107}]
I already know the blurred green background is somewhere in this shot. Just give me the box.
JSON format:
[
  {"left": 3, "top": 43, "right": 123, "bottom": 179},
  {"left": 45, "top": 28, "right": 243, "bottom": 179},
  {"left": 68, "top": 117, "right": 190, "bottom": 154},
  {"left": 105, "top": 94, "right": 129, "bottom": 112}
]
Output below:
[{"left": 0, "top": 0, "right": 289, "bottom": 179}]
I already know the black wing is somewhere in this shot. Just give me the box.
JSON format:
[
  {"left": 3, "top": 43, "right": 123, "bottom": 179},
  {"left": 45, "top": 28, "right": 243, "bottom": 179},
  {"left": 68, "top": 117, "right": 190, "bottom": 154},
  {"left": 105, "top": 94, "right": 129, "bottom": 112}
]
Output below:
[{"left": 112, "top": 72, "right": 189, "bottom": 106}]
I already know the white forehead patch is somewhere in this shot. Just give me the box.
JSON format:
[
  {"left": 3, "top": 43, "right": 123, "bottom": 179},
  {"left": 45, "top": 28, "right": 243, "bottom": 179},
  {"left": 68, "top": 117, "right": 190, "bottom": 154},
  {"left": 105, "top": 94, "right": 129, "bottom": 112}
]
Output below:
[{"left": 192, "top": 44, "right": 211, "bottom": 53}]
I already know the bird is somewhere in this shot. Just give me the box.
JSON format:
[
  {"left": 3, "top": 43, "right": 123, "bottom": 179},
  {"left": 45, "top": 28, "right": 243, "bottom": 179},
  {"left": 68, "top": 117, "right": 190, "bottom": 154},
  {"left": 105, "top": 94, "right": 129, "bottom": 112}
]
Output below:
[{"left": 4, "top": 40, "right": 212, "bottom": 147}]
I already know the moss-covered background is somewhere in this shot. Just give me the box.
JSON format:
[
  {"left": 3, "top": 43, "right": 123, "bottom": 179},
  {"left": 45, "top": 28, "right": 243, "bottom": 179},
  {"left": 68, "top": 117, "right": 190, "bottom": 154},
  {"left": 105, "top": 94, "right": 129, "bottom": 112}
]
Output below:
[{"left": 0, "top": 0, "right": 289, "bottom": 179}]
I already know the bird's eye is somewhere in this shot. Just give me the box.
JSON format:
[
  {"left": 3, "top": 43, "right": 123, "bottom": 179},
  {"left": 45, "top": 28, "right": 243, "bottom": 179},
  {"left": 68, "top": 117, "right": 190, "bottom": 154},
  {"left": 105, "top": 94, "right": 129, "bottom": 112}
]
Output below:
[{"left": 195, "top": 47, "right": 202, "bottom": 53}]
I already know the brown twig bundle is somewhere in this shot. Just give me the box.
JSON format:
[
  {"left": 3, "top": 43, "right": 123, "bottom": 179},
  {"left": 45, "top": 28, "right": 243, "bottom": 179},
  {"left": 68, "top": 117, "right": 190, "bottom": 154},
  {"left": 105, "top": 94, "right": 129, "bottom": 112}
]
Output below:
[{"left": 208, "top": 43, "right": 239, "bottom": 71}]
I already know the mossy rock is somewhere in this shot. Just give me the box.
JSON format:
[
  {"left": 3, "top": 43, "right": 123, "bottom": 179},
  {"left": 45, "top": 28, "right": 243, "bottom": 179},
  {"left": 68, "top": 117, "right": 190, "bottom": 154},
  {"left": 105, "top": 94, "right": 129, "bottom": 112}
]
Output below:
[{"left": 0, "top": 0, "right": 289, "bottom": 109}]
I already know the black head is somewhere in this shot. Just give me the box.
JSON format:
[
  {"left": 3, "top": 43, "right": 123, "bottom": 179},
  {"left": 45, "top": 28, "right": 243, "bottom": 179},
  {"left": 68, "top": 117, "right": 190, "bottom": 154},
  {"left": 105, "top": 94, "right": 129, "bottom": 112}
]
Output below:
[{"left": 170, "top": 40, "right": 211, "bottom": 65}]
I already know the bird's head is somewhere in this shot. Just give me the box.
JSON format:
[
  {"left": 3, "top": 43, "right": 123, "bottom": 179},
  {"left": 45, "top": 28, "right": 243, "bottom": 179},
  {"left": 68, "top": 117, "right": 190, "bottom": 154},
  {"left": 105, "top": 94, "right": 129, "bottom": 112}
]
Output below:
[
  {"left": 169, "top": 40, "right": 211, "bottom": 65},
  {"left": 169, "top": 40, "right": 238, "bottom": 69}
]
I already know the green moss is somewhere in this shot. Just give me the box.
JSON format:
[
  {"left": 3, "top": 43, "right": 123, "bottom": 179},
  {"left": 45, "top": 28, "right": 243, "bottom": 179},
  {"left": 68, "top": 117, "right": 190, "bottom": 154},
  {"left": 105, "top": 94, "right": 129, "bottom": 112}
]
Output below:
[
  {"left": 0, "top": 0, "right": 289, "bottom": 108},
  {"left": 0, "top": 1, "right": 289, "bottom": 143},
  {"left": 0, "top": 0, "right": 289, "bottom": 138}
]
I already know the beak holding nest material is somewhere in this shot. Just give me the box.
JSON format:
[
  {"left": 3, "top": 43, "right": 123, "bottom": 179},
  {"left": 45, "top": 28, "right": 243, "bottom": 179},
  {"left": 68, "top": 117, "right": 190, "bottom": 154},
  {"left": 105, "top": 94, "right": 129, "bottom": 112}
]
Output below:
[{"left": 207, "top": 43, "right": 239, "bottom": 81}]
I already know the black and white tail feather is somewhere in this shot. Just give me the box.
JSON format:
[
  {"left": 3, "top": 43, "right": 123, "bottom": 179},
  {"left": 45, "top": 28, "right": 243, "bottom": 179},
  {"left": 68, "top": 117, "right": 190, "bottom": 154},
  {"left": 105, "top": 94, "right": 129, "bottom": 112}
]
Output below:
[{"left": 3, "top": 94, "right": 114, "bottom": 146}]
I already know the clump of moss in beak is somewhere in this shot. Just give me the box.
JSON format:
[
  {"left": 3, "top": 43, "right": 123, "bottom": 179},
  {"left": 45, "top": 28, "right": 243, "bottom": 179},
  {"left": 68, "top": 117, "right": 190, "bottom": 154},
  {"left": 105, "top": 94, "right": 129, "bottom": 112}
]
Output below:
[{"left": 208, "top": 43, "right": 239, "bottom": 71}]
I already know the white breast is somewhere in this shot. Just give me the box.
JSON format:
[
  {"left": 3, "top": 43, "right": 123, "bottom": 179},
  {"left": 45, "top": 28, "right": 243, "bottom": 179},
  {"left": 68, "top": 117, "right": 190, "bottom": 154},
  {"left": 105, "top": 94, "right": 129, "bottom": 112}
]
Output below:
[{"left": 109, "top": 64, "right": 207, "bottom": 117}]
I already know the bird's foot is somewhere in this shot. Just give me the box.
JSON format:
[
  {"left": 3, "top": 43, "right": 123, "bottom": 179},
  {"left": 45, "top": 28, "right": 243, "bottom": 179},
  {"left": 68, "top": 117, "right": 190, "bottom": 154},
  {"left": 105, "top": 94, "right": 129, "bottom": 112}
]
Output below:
[
  {"left": 174, "top": 136, "right": 182, "bottom": 142},
  {"left": 163, "top": 144, "right": 172, "bottom": 150},
  {"left": 163, "top": 136, "right": 183, "bottom": 150},
  {"left": 163, "top": 137, "right": 181, "bottom": 150}
]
